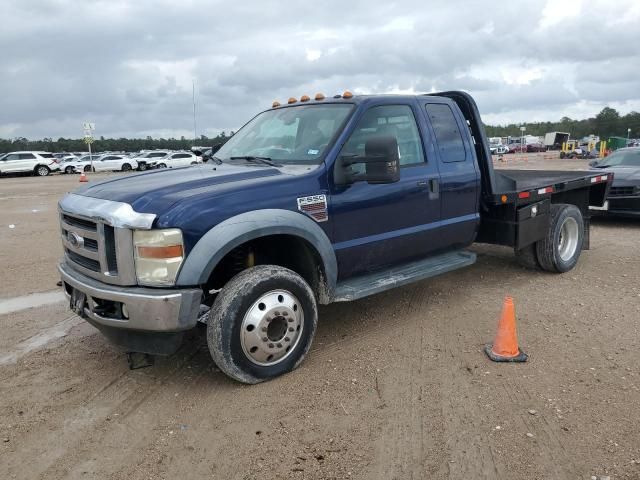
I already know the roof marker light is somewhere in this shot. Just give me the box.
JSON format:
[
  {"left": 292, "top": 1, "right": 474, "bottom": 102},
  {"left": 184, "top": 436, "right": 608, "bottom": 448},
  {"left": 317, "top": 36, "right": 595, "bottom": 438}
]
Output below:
[
  {"left": 288, "top": 97, "right": 297, "bottom": 104},
  {"left": 342, "top": 90, "right": 353, "bottom": 99},
  {"left": 272, "top": 101, "right": 281, "bottom": 108},
  {"left": 315, "top": 93, "right": 325, "bottom": 100},
  {"left": 300, "top": 95, "right": 310, "bottom": 102}
]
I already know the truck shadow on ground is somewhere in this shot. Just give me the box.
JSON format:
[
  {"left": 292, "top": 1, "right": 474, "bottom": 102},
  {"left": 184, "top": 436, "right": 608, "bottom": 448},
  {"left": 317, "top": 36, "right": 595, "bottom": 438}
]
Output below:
[
  {"left": 123, "top": 246, "right": 538, "bottom": 388},
  {"left": 590, "top": 216, "right": 640, "bottom": 229}
]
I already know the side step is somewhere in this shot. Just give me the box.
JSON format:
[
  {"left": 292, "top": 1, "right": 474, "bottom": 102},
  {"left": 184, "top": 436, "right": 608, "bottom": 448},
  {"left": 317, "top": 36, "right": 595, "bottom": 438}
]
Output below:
[{"left": 332, "top": 250, "right": 476, "bottom": 302}]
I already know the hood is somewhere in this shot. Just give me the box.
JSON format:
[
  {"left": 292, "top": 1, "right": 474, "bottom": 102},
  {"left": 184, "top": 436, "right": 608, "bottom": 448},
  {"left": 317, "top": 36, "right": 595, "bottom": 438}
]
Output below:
[
  {"left": 74, "top": 163, "right": 284, "bottom": 214},
  {"left": 591, "top": 165, "right": 640, "bottom": 183}
]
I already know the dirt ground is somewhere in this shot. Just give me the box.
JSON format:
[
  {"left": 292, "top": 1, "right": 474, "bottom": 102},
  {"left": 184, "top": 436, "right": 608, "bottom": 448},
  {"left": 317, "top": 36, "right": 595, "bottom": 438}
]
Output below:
[{"left": 1, "top": 157, "right": 639, "bottom": 480}]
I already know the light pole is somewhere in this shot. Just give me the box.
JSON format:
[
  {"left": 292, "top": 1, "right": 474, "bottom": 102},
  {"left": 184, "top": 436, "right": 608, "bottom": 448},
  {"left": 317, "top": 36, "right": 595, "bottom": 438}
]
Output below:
[
  {"left": 520, "top": 126, "right": 526, "bottom": 152},
  {"left": 628, "top": 128, "right": 631, "bottom": 140},
  {"left": 192, "top": 79, "right": 197, "bottom": 145}
]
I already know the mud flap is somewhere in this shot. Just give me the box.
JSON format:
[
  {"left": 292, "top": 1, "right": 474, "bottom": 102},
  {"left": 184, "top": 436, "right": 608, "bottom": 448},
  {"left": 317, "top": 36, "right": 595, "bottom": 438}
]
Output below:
[
  {"left": 70, "top": 288, "right": 87, "bottom": 317},
  {"left": 126, "top": 352, "right": 155, "bottom": 370}
]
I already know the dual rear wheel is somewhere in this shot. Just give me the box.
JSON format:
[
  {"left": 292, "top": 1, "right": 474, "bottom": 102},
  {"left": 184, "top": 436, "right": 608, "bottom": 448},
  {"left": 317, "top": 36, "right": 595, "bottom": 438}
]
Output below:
[{"left": 515, "top": 203, "right": 584, "bottom": 273}]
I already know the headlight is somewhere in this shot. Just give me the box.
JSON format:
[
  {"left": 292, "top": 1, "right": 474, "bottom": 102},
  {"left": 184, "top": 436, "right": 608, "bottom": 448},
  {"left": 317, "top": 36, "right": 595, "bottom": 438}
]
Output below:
[{"left": 133, "top": 229, "right": 184, "bottom": 286}]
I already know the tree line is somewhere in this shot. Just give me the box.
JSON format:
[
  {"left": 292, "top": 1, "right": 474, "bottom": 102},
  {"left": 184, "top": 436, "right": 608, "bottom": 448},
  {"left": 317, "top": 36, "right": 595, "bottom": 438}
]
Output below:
[
  {"left": 484, "top": 107, "right": 640, "bottom": 140},
  {"left": 0, "top": 132, "right": 233, "bottom": 154},
  {"left": 2, "top": 106, "right": 639, "bottom": 153}
]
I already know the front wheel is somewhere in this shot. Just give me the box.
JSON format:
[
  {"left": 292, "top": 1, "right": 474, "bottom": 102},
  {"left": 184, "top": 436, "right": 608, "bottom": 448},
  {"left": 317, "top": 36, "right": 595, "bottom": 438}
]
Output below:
[
  {"left": 65, "top": 166, "right": 74, "bottom": 174},
  {"left": 157, "top": 163, "right": 167, "bottom": 169},
  {"left": 35, "top": 165, "right": 50, "bottom": 176},
  {"left": 138, "top": 163, "right": 147, "bottom": 171},
  {"left": 207, "top": 265, "right": 318, "bottom": 384},
  {"left": 121, "top": 163, "right": 132, "bottom": 172},
  {"left": 83, "top": 165, "right": 93, "bottom": 172},
  {"left": 536, "top": 204, "right": 584, "bottom": 273}
]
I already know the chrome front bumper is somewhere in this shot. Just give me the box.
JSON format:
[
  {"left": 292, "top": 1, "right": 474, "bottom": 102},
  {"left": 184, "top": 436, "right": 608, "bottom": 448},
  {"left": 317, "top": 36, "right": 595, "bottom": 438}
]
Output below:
[{"left": 59, "top": 262, "right": 202, "bottom": 332}]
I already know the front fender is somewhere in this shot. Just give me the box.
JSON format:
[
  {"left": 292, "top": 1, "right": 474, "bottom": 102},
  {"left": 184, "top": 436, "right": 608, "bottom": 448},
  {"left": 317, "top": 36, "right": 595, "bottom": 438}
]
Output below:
[{"left": 176, "top": 209, "right": 338, "bottom": 294}]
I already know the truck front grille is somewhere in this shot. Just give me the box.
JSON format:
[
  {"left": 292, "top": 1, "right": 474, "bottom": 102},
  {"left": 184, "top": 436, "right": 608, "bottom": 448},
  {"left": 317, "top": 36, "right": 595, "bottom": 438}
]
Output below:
[
  {"left": 609, "top": 186, "right": 638, "bottom": 197},
  {"left": 60, "top": 211, "right": 136, "bottom": 286},
  {"left": 66, "top": 248, "right": 101, "bottom": 271}
]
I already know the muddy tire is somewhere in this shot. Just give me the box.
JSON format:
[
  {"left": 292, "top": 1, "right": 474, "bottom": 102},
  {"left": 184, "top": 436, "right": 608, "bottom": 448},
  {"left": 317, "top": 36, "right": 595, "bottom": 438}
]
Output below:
[
  {"left": 515, "top": 243, "right": 540, "bottom": 270},
  {"left": 207, "top": 265, "right": 317, "bottom": 384},
  {"left": 536, "top": 204, "right": 584, "bottom": 273}
]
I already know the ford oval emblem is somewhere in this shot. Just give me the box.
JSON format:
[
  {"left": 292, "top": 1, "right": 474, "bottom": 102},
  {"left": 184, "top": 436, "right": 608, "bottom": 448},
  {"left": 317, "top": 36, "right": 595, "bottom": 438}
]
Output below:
[{"left": 68, "top": 232, "right": 84, "bottom": 248}]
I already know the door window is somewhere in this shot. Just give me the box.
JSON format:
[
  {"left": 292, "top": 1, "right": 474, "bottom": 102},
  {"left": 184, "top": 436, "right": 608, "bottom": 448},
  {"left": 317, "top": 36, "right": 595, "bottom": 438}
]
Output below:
[
  {"left": 19, "top": 153, "right": 36, "bottom": 160},
  {"left": 424, "top": 103, "right": 466, "bottom": 162},
  {"left": 341, "top": 105, "right": 424, "bottom": 168},
  {"left": 4, "top": 154, "right": 20, "bottom": 161}
]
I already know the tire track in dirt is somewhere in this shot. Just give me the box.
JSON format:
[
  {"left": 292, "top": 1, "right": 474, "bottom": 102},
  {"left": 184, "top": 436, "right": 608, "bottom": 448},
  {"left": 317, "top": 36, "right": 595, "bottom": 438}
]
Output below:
[
  {"left": 2, "top": 337, "right": 205, "bottom": 480},
  {"left": 364, "top": 286, "right": 448, "bottom": 479},
  {"left": 439, "top": 317, "right": 504, "bottom": 479}
]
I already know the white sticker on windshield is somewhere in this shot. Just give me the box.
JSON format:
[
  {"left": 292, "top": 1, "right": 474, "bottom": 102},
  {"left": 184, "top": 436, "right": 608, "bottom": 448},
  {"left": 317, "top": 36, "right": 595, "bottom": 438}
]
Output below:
[{"left": 307, "top": 149, "right": 319, "bottom": 155}]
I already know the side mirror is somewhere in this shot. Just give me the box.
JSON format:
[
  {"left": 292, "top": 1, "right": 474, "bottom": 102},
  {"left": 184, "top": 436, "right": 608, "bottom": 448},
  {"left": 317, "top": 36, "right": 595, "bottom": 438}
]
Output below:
[
  {"left": 340, "top": 135, "right": 400, "bottom": 185},
  {"left": 588, "top": 160, "right": 597, "bottom": 167}
]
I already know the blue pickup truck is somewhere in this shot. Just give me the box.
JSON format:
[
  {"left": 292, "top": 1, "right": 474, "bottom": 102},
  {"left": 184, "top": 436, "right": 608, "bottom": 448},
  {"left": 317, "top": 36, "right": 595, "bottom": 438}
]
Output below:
[{"left": 58, "top": 91, "right": 611, "bottom": 383}]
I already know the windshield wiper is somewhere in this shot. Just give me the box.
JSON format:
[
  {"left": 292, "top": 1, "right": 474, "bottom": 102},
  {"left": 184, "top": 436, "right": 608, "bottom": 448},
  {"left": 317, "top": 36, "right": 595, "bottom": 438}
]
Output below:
[
  {"left": 229, "top": 156, "right": 281, "bottom": 167},
  {"left": 209, "top": 156, "right": 223, "bottom": 165}
]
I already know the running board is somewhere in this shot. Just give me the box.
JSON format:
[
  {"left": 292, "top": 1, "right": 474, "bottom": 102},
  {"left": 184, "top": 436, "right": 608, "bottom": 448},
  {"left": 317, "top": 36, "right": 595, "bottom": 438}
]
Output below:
[{"left": 332, "top": 250, "right": 476, "bottom": 302}]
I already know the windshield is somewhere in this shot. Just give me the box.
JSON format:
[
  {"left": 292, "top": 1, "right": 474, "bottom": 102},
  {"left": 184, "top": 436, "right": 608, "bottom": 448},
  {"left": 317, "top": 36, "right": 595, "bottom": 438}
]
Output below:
[
  {"left": 215, "top": 104, "right": 353, "bottom": 165},
  {"left": 595, "top": 149, "right": 640, "bottom": 167}
]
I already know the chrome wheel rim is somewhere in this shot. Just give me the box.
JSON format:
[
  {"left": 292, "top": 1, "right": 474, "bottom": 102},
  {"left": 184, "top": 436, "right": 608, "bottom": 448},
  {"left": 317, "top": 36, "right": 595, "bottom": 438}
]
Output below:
[
  {"left": 240, "top": 289, "right": 304, "bottom": 366},
  {"left": 558, "top": 217, "right": 579, "bottom": 261}
]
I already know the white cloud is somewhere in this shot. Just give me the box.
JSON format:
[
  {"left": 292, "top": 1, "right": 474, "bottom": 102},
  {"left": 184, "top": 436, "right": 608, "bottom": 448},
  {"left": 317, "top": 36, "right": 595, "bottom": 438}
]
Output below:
[
  {"left": 305, "top": 49, "right": 322, "bottom": 61},
  {"left": 1, "top": 0, "right": 640, "bottom": 139}
]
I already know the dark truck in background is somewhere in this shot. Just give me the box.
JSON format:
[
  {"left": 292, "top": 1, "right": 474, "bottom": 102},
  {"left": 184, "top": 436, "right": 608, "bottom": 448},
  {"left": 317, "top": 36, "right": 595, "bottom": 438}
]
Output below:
[{"left": 58, "top": 91, "right": 611, "bottom": 383}]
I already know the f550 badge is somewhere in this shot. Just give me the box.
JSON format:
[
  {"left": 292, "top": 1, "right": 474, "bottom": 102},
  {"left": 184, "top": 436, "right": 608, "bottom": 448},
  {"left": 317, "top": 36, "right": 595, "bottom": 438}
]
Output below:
[{"left": 297, "top": 194, "right": 328, "bottom": 223}]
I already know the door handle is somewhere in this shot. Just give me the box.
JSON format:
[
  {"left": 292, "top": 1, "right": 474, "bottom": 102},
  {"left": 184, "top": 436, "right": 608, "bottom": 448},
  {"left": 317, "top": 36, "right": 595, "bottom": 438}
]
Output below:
[
  {"left": 428, "top": 178, "right": 439, "bottom": 199},
  {"left": 417, "top": 180, "right": 428, "bottom": 187}
]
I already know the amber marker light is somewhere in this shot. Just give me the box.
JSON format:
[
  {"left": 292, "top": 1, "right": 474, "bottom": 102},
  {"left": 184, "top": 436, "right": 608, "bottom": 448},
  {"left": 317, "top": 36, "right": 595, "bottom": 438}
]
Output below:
[
  {"left": 300, "top": 95, "right": 310, "bottom": 102},
  {"left": 136, "top": 245, "right": 184, "bottom": 259},
  {"left": 272, "top": 101, "right": 281, "bottom": 108},
  {"left": 342, "top": 90, "right": 354, "bottom": 99},
  {"left": 288, "top": 97, "right": 297, "bottom": 104},
  {"left": 315, "top": 93, "right": 325, "bottom": 100}
]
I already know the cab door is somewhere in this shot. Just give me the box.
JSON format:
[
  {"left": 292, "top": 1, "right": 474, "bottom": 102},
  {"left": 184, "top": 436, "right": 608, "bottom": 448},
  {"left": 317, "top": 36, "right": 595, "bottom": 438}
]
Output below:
[
  {"left": 329, "top": 102, "right": 442, "bottom": 279},
  {"left": 423, "top": 101, "right": 480, "bottom": 248}
]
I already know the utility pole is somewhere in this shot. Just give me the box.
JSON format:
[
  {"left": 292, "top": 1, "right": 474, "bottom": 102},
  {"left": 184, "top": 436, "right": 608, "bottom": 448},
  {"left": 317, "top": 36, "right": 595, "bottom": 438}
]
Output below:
[
  {"left": 192, "top": 80, "right": 197, "bottom": 144},
  {"left": 83, "top": 122, "right": 95, "bottom": 171}
]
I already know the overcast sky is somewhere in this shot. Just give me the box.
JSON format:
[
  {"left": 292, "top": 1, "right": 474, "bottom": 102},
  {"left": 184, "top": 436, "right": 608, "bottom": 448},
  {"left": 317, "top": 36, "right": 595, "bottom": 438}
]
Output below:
[{"left": 1, "top": 0, "right": 639, "bottom": 139}]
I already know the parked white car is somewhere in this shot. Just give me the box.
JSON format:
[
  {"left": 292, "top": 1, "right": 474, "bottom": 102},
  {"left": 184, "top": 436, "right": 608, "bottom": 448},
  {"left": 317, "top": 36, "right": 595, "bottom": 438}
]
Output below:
[
  {"left": 154, "top": 152, "right": 202, "bottom": 168},
  {"left": 61, "top": 154, "right": 102, "bottom": 173},
  {"left": 132, "top": 151, "right": 171, "bottom": 171},
  {"left": 90, "top": 154, "right": 138, "bottom": 172},
  {"left": 0, "top": 151, "right": 61, "bottom": 176}
]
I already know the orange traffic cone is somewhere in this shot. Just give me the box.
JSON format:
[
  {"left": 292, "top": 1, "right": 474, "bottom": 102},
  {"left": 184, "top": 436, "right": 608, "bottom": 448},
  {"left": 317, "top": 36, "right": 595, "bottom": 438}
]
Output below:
[
  {"left": 79, "top": 172, "right": 88, "bottom": 183},
  {"left": 485, "top": 296, "right": 528, "bottom": 362}
]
